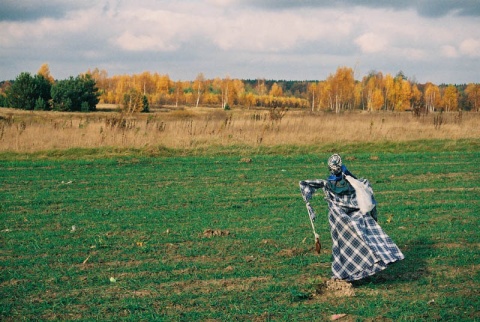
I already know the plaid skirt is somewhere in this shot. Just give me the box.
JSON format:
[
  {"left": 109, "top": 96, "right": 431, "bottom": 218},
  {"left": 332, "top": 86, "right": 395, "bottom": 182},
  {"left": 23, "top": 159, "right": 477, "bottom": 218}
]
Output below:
[{"left": 300, "top": 179, "right": 404, "bottom": 281}]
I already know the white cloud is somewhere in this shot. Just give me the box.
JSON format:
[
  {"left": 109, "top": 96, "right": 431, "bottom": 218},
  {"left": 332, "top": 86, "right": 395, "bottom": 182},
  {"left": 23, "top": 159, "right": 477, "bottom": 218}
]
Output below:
[
  {"left": 355, "top": 32, "right": 388, "bottom": 53},
  {"left": 459, "top": 38, "right": 480, "bottom": 57},
  {"left": 211, "top": 10, "right": 345, "bottom": 52},
  {"left": 109, "top": 6, "right": 354, "bottom": 53},
  {"left": 401, "top": 48, "right": 427, "bottom": 60},
  {"left": 115, "top": 31, "right": 179, "bottom": 52},
  {"left": 441, "top": 45, "right": 459, "bottom": 58},
  {"left": 0, "top": 0, "right": 479, "bottom": 83},
  {"left": 112, "top": 9, "right": 191, "bottom": 52}
]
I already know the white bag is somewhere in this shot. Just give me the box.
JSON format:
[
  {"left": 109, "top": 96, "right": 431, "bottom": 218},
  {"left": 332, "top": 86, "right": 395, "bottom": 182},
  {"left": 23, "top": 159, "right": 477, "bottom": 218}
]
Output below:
[{"left": 345, "top": 175, "right": 375, "bottom": 214}]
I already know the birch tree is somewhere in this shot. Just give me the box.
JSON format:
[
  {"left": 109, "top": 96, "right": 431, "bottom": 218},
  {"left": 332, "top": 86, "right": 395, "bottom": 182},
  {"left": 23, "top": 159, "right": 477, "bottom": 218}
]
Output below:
[
  {"left": 442, "top": 85, "right": 458, "bottom": 111},
  {"left": 465, "top": 83, "right": 480, "bottom": 111},
  {"left": 425, "top": 82, "right": 441, "bottom": 112},
  {"left": 307, "top": 82, "right": 317, "bottom": 111},
  {"left": 325, "top": 67, "right": 355, "bottom": 113},
  {"left": 193, "top": 73, "right": 205, "bottom": 108}
]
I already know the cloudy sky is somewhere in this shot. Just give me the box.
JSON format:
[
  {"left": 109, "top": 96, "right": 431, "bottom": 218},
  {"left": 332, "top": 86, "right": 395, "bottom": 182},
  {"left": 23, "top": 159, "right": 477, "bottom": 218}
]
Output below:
[{"left": 1, "top": 0, "right": 479, "bottom": 84}]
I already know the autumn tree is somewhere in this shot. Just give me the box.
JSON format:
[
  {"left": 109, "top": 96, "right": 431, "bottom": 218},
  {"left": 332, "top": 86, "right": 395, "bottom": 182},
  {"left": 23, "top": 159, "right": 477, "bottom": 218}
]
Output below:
[
  {"left": 396, "top": 78, "right": 412, "bottom": 111},
  {"left": 307, "top": 82, "right": 317, "bottom": 111},
  {"left": 37, "top": 63, "right": 55, "bottom": 84},
  {"left": 193, "top": 73, "right": 205, "bottom": 108},
  {"left": 383, "top": 73, "right": 411, "bottom": 111},
  {"left": 316, "top": 81, "right": 332, "bottom": 110},
  {"left": 324, "top": 66, "right": 355, "bottom": 113},
  {"left": 231, "top": 79, "right": 245, "bottom": 106},
  {"left": 137, "top": 71, "right": 155, "bottom": 95},
  {"left": 362, "top": 72, "right": 384, "bottom": 111},
  {"left": 410, "top": 84, "right": 422, "bottom": 110},
  {"left": 245, "top": 92, "right": 256, "bottom": 109},
  {"left": 383, "top": 74, "right": 394, "bottom": 110},
  {"left": 269, "top": 82, "right": 283, "bottom": 97},
  {"left": 21, "top": 66, "right": 475, "bottom": 111},
  {"left": 212, "top": 76, "right": 230, "bottom": 109},
  {"left": 442, "top": 85, "right": 458, "bottom": 111},
  {"left": 112, "top": 74, "right": 132, "bottom": 104},
  {"left": 372, "top": 88, "right": 385, "bottom": 111},
  {"left": 465, "top": 83, "right": 480, "bottom": 111},
  {"left": 123, "top": 88, "right": 144, "bottom": 113},
  {"left": 154, "top": 74, "right": 171, "bottom": 105},
  {"left": 87, "top": 68, "right": 109, "bottom": 102},
  {"left": 255, "top": 79, "right": 267, "bottom": 96},
  {"left": 172, "top": 80, "right": 184, "bottom": 107},
  {"left": 424, "top": 82, "right": 441, "bottom": 112}
]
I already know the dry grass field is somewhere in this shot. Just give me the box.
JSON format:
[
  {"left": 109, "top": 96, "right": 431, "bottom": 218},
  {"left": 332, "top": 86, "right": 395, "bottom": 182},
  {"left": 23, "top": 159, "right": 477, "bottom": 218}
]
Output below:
[{"left": 0, "top": 105, "right": 478, "bottom": 153}]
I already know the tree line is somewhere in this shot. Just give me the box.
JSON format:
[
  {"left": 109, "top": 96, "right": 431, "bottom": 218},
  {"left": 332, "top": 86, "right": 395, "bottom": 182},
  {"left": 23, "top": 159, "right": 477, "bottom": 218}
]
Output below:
[
  {"left": 1, "top": 64, "right": 479, "bottom": 113},
  {"left": 0, "top": 64, "right": 100, "bottom": 112}
]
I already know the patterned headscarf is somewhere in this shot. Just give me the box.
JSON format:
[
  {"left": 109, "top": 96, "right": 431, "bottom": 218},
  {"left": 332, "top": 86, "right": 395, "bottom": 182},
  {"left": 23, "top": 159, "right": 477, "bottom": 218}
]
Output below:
[{"left": 328, "top": 154, "right": 342, "bottom": 175}]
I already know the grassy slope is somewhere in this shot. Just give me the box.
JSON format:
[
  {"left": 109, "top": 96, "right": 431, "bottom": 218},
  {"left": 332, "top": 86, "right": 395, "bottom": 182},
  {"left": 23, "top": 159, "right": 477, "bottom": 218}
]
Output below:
[{"left": 1, "top": 140, "right": 479, "bottom": 320}]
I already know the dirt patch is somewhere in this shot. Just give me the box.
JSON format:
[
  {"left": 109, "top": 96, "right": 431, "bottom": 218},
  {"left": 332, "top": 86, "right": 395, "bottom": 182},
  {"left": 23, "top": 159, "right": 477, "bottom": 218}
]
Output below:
[
  {"left": 240, "top": 157, "right": 252, "bottom": 163},
  {"left": 131, "top": 290, "right": 154, "bottom": 297},
  {"left": 166, "top": 276, "right": 271, "bottom": 295},
  {"left": 277, "top": 247, "right": 305, "bottom": 257},
  {"left": 202, "top": 229, "right": 231, "bottom": 238},
  {"left": 260, "top": 239, "right": 278, "bottom": 247},
  {"left": 316, "top": 278, "right": 355, "bottom": 297},
  {"left": 434, "top": 242, "right": 479, "bottom": 249}
]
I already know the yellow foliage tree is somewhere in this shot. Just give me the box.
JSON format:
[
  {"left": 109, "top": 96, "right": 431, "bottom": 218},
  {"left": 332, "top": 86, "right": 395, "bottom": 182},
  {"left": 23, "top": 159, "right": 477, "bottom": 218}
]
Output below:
[
  {"left": 397, "top": 79, "right": 412, "bottom": 111},
  {"left": 231, "top": 79, "right": 245, "bottom": 106},
  {"left": 37, "top": 63, "right": 55, "bottom": 84},
  {"left": 269, "top": 82, "right": 283, "bottom": 97},
  {"left": 442, "top": 85, "right": 458, "bottom": 111},
  {"left": 245, "top": 92, "right": 256, "bottom": 109},
  {"left": 317, "top": 81, "right": 332, "bottom": 110},
  {"left": 465, "top": 83, "right": 480, "bottom": 111},
  {"left": 193, "top": 73, "right": 205, "bottom": 108},
  {"left": 172, "top": 81, "right": 184, "bottom": 107},
  {"left": 325, "top": 66, "right": 355, "bottom": 113},
  {"left": 383, "top": 74, "right": 394, "bottom": 110},
  {"left": 155, "top": 74, "right": 171, "bottom": 105},
  {"left": 424, "top": 82, "right": 441, "bottom": 112},
  {"left": 411, "top": 84, "right": 422, "bottom": 109},
  {"left": 307, "top": 82, "right": 317, "bottom": 111},
  {"left": 87, "top": 68, "right": 109, "bottom": 103},
  {"left": 362, "top": 73, "right": 384, "bottom": 111},
  {"left": 74, "top": 66, "right": 474, "bottom": 111},
  {"left": 370, "top": 88, "right": 384, "bottom": 111}
]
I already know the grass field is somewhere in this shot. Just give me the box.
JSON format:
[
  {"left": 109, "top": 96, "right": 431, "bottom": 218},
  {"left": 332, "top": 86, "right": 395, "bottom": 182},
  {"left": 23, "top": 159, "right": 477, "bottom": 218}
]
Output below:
[
  {"left": 1, "top": 140, "right": 479, "bottom": 321},
  {"left": 1, "top": 107, "right": 479, "bottom": 153}
]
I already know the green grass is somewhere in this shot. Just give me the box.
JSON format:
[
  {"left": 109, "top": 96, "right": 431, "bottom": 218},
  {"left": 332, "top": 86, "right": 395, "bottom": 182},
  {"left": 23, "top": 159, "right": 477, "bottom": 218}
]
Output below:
[{"left": 1, "top": 141, "right": 479, "bottom": 321}]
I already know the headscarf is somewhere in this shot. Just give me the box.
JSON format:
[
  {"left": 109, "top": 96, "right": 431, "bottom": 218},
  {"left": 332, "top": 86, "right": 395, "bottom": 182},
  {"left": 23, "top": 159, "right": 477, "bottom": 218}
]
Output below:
[{"left": 327, "top": 154, "right": 355, "bottom": 181}]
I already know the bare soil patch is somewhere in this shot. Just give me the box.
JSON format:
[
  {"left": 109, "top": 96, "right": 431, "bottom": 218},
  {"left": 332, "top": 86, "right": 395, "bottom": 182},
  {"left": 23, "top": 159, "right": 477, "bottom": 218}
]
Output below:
[
  {"left": 202, "top": 229, "right": 231, "bottom": 237},
  {"left": 316, "top": 278, "right": 356, "bottom": 298}
]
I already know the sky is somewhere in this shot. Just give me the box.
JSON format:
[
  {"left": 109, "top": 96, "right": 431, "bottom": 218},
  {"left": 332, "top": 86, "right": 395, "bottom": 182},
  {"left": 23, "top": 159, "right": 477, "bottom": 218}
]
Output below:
[{"left": 1, "top": 0, "right": 479, "bottom": 84}]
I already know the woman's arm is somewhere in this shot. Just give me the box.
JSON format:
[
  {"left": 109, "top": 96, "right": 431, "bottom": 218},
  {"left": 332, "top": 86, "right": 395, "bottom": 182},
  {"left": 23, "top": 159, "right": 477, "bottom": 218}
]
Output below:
[
  {"left": 299, "top": 180, "right": 325, "bottom": 201},
  {"left": 299, "top": 179, "right": 326, "bottom": 221}
]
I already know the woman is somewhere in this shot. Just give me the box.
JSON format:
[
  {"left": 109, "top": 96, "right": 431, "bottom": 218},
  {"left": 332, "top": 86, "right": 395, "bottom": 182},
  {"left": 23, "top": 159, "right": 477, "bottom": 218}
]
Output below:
[{"left": 299, "top": 154, "right": 404, "bottom": 281}]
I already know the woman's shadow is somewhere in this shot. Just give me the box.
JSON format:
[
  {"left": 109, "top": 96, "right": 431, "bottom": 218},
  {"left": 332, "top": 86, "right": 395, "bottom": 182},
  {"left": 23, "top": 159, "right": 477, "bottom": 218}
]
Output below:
[{"left": 352, "top": 237, "right": 433, "bottom": 286}]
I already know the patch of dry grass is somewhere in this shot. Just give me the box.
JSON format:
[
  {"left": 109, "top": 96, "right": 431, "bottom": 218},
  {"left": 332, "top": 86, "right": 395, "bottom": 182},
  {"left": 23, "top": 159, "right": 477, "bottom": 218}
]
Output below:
[{"left": 0, "top": 107, "right": 479, "bottom": 152}]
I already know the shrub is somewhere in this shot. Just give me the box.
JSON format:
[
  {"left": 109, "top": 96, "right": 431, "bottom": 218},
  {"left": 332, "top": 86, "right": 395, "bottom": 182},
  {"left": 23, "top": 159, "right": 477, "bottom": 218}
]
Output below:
[
  {"left": 34, "top": 97, "right": 48, "bottom": 110},
  {"left": 51, "top": 74, "right": 99, "bottom": 112},
  {"left": 6, "top": 72, "right": 51, "bottom": 110}
]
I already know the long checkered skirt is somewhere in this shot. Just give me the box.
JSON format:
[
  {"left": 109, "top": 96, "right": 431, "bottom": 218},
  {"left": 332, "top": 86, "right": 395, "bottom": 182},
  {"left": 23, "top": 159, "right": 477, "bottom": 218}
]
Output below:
[{"left": 325, "top": 188, "right": 404, "bottom": 281}]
